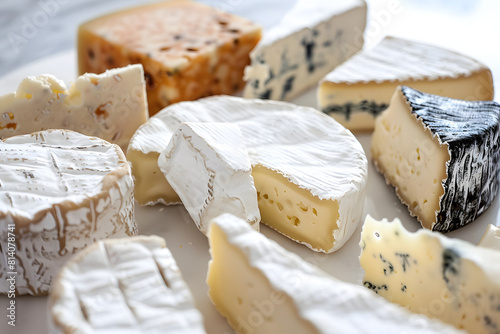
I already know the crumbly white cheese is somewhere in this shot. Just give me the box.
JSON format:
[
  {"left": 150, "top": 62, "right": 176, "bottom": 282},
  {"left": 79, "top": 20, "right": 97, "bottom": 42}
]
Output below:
[{"left": 0, "top": 130, "right": 137, "bottom": 296}]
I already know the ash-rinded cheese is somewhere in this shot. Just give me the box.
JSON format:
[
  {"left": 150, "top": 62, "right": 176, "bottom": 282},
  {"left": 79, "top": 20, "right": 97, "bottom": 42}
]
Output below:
[
  {"left": 318, "top": 36, "right": 494, "bottom": 131},
  {"left": 0, "top": 65, "right": 148, "bottom": 152},
  {"left": 0, "top": 130, "right": 137, "bottom": 296},
  {"left": 48, "top": 236, "right": 205, "bottom": 334},
  {"left": 243, "top": 0, "right": 366, "bottom": 101},
  {"left": 478, "top": 224, "right": 500, "bottom": 251},
  {"left": 360, "top": 215, "right": 500, "bottom": 334},
  {"left": 78, "top": 0, "right": 261, "bottom": 116},
  {"left": 158, "top": 122, "right": 260, "bottom": 235},
  {"left": 372, "top": 86, "right": 500, "bottom": 232},
  {"left": 127, "top": 96, "right": 367, "bottom": 253},
  {"left": 207, "top": 214, "right": 463, "bottom": 334}
]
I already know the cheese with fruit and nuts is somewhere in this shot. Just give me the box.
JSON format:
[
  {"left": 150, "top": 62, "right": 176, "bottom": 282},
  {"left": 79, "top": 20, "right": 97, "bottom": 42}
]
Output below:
[
  {"left": 78, "top": 0, "right": 261, "bottom": 116},
  {"left": 371, "top": 86, "right": 500, "bottom": 232},
  {"left": 318, "top": 36, "right": 494, "bottom": 131},
  {"left": 243, "top": 0, "right": 366, "bottom": 101},
  {"left": 127, "top": 96, "right": 367, "bottom": 253},
  {"left": 360, "top": 215, "right": 500, "bottom": 334},
  {"left": 0, "top": 130, "right": 137, "bottom": 296},
  {"left": 48, "top": 236, "right": 205, "bottom": 334},
  {"left": 207, "top": 214, "right": 463, "bottom": 334},
  {"left": 159, "top": 122, "right": 260, "bottom": 235},
  {"left": 0, "top": 65, "right": 147, "bottom": 152}
]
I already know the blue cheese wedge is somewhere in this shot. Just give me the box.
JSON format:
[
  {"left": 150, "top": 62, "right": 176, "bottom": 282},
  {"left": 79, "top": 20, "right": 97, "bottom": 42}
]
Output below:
[
  {"left": 48, "top": 236, "right": 206, "bottom": 334},
  {"left": 372, "top": 86, "right": 500, "bottom": 232},
  {"left": 318, "top": 36, "right": 494, "bottom": 131},
  {"left": 360, "top": 215, "right": 500, "bottom": 334},
  {"left": 0, "top": 130, "right": 137, "bottom": 296},
  {"left": 0, "top": 65, "right": 148, "bottom": 151},
  {"left": 243, "top": 0, "right": 367, "bottom": 101},
  {"left": 207, "top": 213, "right": 463, "bottom": 334},
  {"left": 127, "top": 96, "right": 367, "bottom": 253},
  {"left": 158, "top": 122, "right": 260, "bottom": 235}
]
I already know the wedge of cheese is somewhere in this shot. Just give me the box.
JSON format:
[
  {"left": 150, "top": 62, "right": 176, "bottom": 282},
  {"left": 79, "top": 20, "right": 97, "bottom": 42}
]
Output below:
[
  {"left": 158, "top": 122, "right": 260, "bottom": 235},
  {"left": 319, "top": 36, "right": 494, "bottom": 131},
  {"left": 360, "top": 215, "right": 500, "bottom": 334},
  {"left": 478, "top": 224, "right": 500, "bottom": 251},
  {"left": 78, "top": 0, "right": 261, "bottom": 115},
  {"left": 48, "top": 236, "right": 206, "bottom": 334},
  {"left": 127, "top": 96, "right": 367, "bottom": 253},
  {"left": 372, "top": 86, "right": 500, "bottom": 232},
  {"left": 0, "top": 130, "right": 137, "bottom": 296},
  {"left": 0, "top": 65, "right": 148, "bottom": 152},
  {"left": 207, "top": 214, "right": 463, "bottom": 334},
  {"left": 243, "top": 0, "right": 367, "bottom": 101}
]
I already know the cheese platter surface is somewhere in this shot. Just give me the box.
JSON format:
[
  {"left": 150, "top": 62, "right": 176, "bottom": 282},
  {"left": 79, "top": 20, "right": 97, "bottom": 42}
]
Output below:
[{"left": 1, "top": 0, "right": 500, "bottom": 333}]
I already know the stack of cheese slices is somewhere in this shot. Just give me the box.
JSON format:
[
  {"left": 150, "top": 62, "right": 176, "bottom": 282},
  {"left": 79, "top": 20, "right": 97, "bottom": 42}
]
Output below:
[{"left": 1, "top": 0, "right": 499, "bottom": 333}]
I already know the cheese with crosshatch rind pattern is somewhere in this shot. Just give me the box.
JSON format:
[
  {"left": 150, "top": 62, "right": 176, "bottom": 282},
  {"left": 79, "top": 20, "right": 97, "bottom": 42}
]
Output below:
[{"left": 78, "top": 0, "right": 261, "bottom": 116}]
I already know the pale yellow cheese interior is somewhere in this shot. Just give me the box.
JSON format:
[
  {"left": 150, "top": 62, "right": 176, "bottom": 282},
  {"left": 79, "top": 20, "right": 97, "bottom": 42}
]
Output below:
[
  {"left": 127, "top": 150, "right": 180, "bottom": 205},
  {"left": 207, "top": 223, "right": 318, "bottom": 334},
  {"left": 319, "top": 70, "right": 494, "bottom": 131},
  {"left": 252, "top": 165, "right": 339, "bottom": 252},
  {"left": 371, "top": 88, "right": 451, "bottom": 229}
]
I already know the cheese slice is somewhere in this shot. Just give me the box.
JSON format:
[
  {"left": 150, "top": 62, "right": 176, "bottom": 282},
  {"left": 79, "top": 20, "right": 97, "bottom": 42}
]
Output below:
[
  {"left": 48, "top": 235, "right": 206, "bottom": 334},
  {"left": 360, "top": 215, "right": 500, "bottom": 334},
  {"left": 207, "top": 213, "right": 463, "bottom": 334},
  {"left": 127, "top": 96, "right": 367, "bottom": 253},
  {"left": 0, "top": 65, "right": 148, "bottom": 152},
  {"left": 478, "top": 224, "right": 500, "bottom": 251},
  {"left": 158, "top": 122, "right": 260, "bottom": 235},
  {"left": 318, "top": 36, "right": 494, "bottom": 131},
  {"left": 78, "top": 0, "right": 261, "bottom": 115},
  {"left": 371, "top": 86, "right": 500, "bottom": 232},
  {"left": 0, "top": 130, "right": 137, "bottom": 296},
  {"left": 243, "top": 0, "right": 366, "bottom": 101}
]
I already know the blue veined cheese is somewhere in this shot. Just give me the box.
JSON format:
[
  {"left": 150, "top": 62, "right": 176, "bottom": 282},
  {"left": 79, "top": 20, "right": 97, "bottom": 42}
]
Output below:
[
  {"left": 243, "top": 0, "right": 367, "bottom": 101},
  {"left": 372, "top": 86, "right": 500, "bottom": 232},
  {"left": 318, "top": 36, "right": 494, "bottom": 131},
  {"left": 0, "top": 130, "right": 137, "bottom": 296},
  {"left": 0, "top": 65, "right": 148, "bottom": 152},
  {"left": 158, "top": 122, "right": 260, "bottom": 235},
  {"left": 49, "top": 236, "right": 206, "bottom": 334},
  {"left": 360, "top": 215, "right": 500, "bottom": 334},
  {"left": 127, "top": 96, "right": 367, "bottom": 253},
  {"left": 478, "top": 224, "right": 500, "bottom": 251},
  {"left": 207, "top": 214, "right": 463, "bottom": 334}
]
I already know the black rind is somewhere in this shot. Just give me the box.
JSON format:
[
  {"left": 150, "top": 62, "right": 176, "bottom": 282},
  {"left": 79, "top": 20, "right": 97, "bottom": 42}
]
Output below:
[{"left": 401, "top": 86, "right": 500, "bottom": 232}]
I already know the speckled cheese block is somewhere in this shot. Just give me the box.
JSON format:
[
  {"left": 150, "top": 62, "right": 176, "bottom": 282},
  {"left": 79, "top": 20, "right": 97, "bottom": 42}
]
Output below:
[
  {"left": 78, "top": 0, "right": 262, "bottom": 116},
  {"left": 0, "top": 130, "right": 137, "bottom": 296}
]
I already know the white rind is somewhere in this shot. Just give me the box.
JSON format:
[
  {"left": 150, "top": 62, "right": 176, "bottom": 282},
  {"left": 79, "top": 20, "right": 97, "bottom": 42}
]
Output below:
[
  {"left": 0, "top": 130, "right": 137, "bottom": 295},
  {"left": 323, "top": 36, "right": 488, "bottom": 85},
  {"left": 128, "top": 96, "right": 368, "bottom": 252},
  {"left": 478, "top": 224, "right": 500, "bottom": 251},
  {"left": 48, "top": 235, "right": 206, "bottom": 334},
  {"left": 209, "top": 214, "right": 463, "bottom": 334},
  {"left": 0, "top": 64, "right": 148, "bottom": 151},
  {"left": 158, "top": 122, "right": 260, "bottom": 234}
]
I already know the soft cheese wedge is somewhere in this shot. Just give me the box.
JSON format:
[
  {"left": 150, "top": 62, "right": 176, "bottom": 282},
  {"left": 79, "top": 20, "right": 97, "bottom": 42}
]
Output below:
[
  {"left": 243, "top": 0, "right": 366, "bottom": 101},
  {"left": 0, "top": 130, "right": 137, "bottom": 296},
  {"left": 48, "top": 236, "right": 205, "bottom": 334},
  {"left": 127, "top": 96, "right": 367, "bottom": 253},
  {"left": 360, "top": 215, "right": 500, "bottom": 334},
  {"left": 372, "top": 86, "right": 500, "bottom": 232},
  {"left": 478, "top": 224, "right": 500, "bottom": 251},
  {"left": 207, "top": 214, "right": 463, "bottom": 334},
  {"left": 78, "top": 0, "right": 261, "bottom": 115},
  {"left": 0, "top": 65, "right": 148, "bottom": 151},
  {"left": 158, "top": 122, "right": 260, "bottom": 234},
  {"left": 319, "top": 36, "right": 494, "bottom": 131}
]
